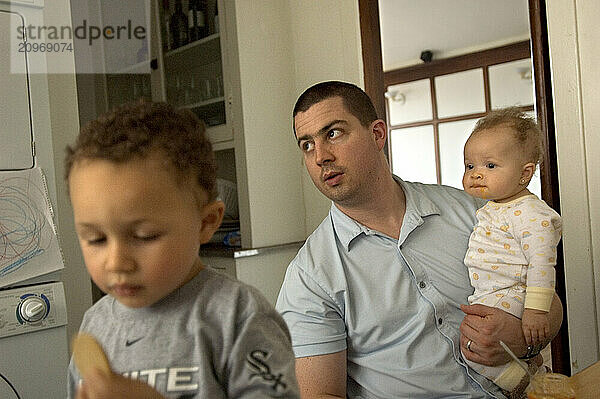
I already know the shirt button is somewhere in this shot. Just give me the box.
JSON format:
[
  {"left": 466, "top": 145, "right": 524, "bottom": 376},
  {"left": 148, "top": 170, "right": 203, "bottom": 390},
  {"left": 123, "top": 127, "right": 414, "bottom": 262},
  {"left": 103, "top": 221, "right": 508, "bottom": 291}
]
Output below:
[
  {"left": 419, "top": 281, "right": 426, "bottom": 289},
  {"left": 438, "top": 318, "right": 443, "bottom": 325}
]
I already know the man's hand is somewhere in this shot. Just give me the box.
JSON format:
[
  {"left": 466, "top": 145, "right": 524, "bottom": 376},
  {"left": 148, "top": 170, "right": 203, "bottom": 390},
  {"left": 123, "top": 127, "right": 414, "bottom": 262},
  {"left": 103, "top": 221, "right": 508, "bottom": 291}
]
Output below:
[
  {"left": 75, "top": 368, "right": 166, "bottom": 399},
  {"left": 460, "top": 294, "right": 562, "bottom": 367},
  {"left": 522, "top": 308, "right": 550, "bottom": 346},
  {"left": 459, "top": 304, "right": 527, "bottom": 367}
]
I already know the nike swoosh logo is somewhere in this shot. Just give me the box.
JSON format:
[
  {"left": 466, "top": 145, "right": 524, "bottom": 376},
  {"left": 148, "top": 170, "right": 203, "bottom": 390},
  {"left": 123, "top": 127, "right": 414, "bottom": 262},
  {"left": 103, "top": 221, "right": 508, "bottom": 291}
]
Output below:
[{"left": 125, "top": 337, "right": 144, "bottom": 346}]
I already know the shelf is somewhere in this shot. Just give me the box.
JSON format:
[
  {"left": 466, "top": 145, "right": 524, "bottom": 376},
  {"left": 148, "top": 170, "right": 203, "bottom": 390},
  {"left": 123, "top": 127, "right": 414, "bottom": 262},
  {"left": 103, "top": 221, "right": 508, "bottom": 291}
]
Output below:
[
  {"left": 114, "top": 60, "right": 151, "bottom": 75},
  {"left": 164, "top": 33, "right": 221, "bottom": 59},
  {"left": 181, "top": 96, "right": 225, "bottom": 109}
]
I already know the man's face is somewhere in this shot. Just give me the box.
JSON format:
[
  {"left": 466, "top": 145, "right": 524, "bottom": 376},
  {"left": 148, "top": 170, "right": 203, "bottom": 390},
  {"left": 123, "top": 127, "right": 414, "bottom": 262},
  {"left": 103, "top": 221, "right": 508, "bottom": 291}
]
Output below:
[{"left": 294, "top": 97, "right": 382, "bottom": 207}]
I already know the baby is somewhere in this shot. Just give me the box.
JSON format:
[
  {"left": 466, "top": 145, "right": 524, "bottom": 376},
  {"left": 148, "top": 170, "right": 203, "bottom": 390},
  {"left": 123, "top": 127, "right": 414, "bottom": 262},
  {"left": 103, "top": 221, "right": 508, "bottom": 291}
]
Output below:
[
  {"left": 65, "top": 100, "right": 299, "bottom": 398},
  {"left": 461, "top": 107, "right": 561, "bottom": 392}
]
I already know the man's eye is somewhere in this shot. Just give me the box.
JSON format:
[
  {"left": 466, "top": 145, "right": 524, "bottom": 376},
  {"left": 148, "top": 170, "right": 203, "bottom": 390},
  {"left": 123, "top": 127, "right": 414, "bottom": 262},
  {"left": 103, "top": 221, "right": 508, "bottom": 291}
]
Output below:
[
  {"left": 301, "top": 141, "right": 314, "bottom": 152},
  {"left": 487, "top": 163, "right": 496, "bottom": 169},
  {"left": 328, "top": 129, "right": 342, "bottom": 139},
  {"left": 465, "top": 164, "right": 474, "bottom": 170}
]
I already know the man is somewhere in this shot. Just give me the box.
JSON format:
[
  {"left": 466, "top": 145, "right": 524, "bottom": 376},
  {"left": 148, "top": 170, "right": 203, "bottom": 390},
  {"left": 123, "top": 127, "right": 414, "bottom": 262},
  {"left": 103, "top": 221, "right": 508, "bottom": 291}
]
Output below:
[{"left": 275, "top": 81, "right": 562, "bottom": 398}]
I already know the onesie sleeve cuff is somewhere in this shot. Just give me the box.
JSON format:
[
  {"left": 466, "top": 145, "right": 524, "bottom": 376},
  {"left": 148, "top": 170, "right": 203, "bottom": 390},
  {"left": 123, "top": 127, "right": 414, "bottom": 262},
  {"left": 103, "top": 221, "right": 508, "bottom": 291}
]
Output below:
[{"left": 524, "top": 287, "right": 554, "bottom": 312}]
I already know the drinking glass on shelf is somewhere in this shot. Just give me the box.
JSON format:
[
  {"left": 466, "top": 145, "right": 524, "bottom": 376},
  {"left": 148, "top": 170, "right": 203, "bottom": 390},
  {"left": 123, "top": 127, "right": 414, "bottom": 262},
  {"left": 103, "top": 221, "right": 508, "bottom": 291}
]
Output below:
[
  {"left": 185, "top": 75, "right": 199, "bottom": 104},
  {"left": 211, "top": 76, "right": 223, "bottom": 98},
  {"left": 169, "top": 75, "right": 184, "bottom": 106},
  {"left": 202, "top": 78, "right": 212, "bottom": 101}
]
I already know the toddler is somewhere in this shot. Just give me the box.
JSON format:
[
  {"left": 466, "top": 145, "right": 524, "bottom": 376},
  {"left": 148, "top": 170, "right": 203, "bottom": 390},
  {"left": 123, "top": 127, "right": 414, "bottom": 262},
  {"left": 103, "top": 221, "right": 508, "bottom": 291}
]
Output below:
[
  {"left": 65, "top": 101, "right": 300, "bottom": 398},
  {"left": 461, "top": 107, "right": 561, "bottom": 392}
]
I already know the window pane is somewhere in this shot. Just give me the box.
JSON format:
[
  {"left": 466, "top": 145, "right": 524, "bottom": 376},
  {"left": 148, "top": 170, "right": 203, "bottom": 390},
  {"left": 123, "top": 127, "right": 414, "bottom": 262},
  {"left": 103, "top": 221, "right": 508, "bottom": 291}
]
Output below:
[
  {"left": 489, "top": 58, "right": 534, "bottom": 109},
  {"left": 386, "top": 79, "right": 432, "bottom": 125},
  {"left": 435, "top": 69, "right": 486, "bottom": 118},
  {"left": 525, "top": 111, "right": 542, "bottom": 199},
  {"left": 390, "top": 125, "right": 437, "bottom": 184},
  {"left": 439, "top": 119, "right": 480, "bottom": 189}
]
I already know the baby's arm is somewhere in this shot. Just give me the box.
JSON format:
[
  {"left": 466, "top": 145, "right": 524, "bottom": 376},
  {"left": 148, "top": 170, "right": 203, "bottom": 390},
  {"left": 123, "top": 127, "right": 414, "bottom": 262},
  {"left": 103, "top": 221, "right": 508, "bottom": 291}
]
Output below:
[{"left": 518, "top": 202, "right": 562, "bottom": 346}]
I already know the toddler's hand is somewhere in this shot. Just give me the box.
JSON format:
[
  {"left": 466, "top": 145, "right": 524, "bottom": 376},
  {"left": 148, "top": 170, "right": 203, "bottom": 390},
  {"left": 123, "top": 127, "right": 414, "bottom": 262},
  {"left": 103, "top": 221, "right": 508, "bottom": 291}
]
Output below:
[
  {"left": 75, "top": 368, "right": 166, "bottom": 399},
  {"left": 522, "top": 308, "right": 550, "bottom": 346}
]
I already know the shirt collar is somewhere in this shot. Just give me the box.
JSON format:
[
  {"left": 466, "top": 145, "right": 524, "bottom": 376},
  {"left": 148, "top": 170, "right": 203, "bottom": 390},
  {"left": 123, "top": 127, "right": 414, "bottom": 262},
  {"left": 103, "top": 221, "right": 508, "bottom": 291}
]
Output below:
[{"left": 329, "top": 176, "right": 441, "bottom": 250}]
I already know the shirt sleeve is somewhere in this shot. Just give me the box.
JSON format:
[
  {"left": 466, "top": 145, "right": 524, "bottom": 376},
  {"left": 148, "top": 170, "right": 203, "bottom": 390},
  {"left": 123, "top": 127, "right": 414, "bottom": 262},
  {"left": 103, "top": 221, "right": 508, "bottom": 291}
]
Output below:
[
  {"left": 226, "top": 299, "right": 300, "bottom": 398},
  {"left": 513, "top": 201, "right": 562, "bottom": 312},
  {"left": 66, "top": 359, "right": 79, "bottom": 399},
  {"left": 275, "top": 263, "right": 347, "bottom": 358}
]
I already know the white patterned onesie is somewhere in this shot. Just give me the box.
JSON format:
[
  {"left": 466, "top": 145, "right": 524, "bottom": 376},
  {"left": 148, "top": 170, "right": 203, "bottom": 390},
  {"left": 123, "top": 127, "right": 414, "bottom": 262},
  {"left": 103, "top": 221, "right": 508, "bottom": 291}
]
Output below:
[{"left": 463, "top": 194, "right": 562, "bottom": 391}]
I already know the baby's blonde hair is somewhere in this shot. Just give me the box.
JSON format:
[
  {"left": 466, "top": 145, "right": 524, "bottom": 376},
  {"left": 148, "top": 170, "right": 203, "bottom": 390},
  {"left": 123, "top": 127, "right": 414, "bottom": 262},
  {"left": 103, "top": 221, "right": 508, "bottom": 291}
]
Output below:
[{"left": 471, "top": 107, "right": 543, "bottom": 164}]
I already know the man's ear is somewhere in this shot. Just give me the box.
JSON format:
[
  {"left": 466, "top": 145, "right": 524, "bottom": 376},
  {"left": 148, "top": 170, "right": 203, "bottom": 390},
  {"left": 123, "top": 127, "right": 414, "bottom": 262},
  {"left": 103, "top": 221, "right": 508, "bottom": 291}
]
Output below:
[
  {"left": 521, "top": 162, "right": 536, "bottom": 184},
  {"left": 198, "top": 200, "right": 225, "bottom": 244},
  {"left": 371, "top": 119, "right": 387, "bottom": 151}
]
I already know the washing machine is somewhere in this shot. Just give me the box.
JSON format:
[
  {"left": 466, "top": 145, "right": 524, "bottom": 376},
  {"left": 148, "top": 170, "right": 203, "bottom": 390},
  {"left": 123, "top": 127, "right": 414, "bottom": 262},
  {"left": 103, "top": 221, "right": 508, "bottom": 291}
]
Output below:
[
  {"left": 0, "top": 0, "right": 70, "bottom": 397},
  {"left": 0, "top": 282, "right": 68, "bottom": 398}
]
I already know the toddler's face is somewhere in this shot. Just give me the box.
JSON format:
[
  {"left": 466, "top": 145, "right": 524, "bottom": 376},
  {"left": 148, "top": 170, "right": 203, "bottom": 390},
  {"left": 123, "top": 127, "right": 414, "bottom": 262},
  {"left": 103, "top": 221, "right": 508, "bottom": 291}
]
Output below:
[
  {"left": 462, "top": 127, "right": 531, "bottom": 203},
  {"left": 69, "top": 151, "right": 208, "bottom": 308}
]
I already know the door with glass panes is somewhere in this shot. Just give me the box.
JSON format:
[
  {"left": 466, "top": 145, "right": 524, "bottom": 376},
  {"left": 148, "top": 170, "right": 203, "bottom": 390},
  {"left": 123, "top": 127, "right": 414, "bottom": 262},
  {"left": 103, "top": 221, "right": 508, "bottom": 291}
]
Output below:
[{"left": 385, "top": 42, "right": 541, "bottom": 198}]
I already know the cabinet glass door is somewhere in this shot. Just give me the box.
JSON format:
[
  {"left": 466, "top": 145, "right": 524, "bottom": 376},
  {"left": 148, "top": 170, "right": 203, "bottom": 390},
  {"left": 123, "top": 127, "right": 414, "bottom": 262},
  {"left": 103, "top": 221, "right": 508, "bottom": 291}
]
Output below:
[{"left": 157, "top": 0, "right": 230, "bottom": 144}]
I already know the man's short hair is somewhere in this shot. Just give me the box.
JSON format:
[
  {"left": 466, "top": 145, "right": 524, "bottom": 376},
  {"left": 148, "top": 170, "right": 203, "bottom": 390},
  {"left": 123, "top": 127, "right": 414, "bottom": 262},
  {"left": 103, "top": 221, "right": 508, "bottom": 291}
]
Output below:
[
  {"left": 65, "top": 100, "right": 218, "bottom": 201},
  {"left": 293, "top": 81, "right": 378, "bottom": 135}
]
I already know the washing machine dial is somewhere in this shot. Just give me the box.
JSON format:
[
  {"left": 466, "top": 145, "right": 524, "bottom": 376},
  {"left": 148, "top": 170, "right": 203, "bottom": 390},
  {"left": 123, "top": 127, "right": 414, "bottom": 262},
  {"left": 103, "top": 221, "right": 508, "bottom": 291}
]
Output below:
[{"left": 19, "top": 296, "right": 48, "bottom": 323}]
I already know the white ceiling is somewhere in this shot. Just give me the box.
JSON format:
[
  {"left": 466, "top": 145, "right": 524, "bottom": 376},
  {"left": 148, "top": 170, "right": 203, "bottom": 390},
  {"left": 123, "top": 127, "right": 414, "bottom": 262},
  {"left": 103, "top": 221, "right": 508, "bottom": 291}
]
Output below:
[{"left": 378, "top": 0, "right": 530, "bottom": 71}]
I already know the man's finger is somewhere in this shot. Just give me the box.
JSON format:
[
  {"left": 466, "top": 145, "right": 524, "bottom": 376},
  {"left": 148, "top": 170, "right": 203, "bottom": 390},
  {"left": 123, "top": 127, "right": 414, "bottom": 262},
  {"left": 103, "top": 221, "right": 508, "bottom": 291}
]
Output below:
[{"left": 460, "top": 303, "right": 495, "bottom": 317}]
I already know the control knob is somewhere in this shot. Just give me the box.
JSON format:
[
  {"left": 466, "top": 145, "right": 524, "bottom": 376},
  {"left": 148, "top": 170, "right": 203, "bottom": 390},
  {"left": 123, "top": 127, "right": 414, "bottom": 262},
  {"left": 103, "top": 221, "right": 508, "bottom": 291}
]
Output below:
[{"left": 19, "top": 296, "right": 48, "bottom": 323}]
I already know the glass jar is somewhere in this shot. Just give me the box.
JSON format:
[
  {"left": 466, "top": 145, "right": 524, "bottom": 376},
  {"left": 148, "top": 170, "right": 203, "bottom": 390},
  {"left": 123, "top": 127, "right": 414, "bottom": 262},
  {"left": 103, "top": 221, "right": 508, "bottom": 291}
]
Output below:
[{"left": 526, "top": 373, "right": 576, "bottom": 399}]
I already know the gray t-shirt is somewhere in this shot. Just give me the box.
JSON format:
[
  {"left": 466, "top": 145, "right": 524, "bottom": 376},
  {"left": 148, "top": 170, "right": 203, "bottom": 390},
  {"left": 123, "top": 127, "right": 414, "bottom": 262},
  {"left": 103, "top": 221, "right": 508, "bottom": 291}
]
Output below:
[{"left": 67, "top": 267, "right": 300, "bottom": 398}]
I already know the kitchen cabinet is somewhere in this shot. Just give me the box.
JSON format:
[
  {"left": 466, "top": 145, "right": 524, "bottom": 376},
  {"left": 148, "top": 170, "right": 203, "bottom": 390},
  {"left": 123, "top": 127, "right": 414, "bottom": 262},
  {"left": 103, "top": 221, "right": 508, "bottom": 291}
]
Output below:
[{"left": 151, "top": 0, "right": 306, "bottom": 302}]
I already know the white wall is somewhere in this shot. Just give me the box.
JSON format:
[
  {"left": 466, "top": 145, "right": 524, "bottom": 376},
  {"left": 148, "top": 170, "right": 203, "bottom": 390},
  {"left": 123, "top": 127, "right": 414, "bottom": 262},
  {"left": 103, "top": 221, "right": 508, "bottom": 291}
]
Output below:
[
  {"left": 546, "top": 0, "right": 600, "bottom": 373},
  {"left": 287, "top": 0, "right": 364, "bottom": 234}
]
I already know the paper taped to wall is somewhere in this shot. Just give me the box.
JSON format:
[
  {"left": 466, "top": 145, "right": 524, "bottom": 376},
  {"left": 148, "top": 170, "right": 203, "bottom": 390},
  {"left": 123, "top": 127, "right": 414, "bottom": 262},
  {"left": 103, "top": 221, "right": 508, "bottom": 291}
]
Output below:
[{"left": 0, "top": 167, "right": 65, "bottom": 287}]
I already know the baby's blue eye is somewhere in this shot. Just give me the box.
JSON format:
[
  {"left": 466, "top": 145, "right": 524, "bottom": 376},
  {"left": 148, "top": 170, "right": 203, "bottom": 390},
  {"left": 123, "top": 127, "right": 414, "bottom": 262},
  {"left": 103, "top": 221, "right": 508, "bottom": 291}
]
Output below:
[{"left": 487, "top": 163, "right": 496, "bottom": 169}]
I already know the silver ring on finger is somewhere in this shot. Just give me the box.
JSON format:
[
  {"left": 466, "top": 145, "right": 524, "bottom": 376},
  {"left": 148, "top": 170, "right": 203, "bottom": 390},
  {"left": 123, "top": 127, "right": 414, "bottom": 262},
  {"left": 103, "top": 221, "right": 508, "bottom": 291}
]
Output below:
[{"left": 467, "top": 339, "right": 473, "bottom": 352}]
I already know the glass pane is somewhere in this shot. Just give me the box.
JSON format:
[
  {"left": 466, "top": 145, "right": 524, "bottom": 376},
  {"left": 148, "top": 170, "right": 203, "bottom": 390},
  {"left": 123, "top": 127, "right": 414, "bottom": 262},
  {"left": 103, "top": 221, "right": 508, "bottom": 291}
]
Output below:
[
  {"left": 105, "top": 74, "right": 152, "bottom": 110},
  {"left": 489, "top": 58, "right": 534, "bottom": 109},
  {"left": 163, "top": 36, "right": 225, "bottom": 127},
  {"left": 390, "top": 125, "right": 437, "bottom": 184},
  {"left": 386, "top": 79, "right": 432, "bottom": 125},
  {"left": 525, "top": 111, "right": 542, "bottom": 199},
  {"left": 435, "top": 68, "right": 486, "bottom": 118},
  {"left": 439, "top": 119, "right": 480, "bottom": 189}
]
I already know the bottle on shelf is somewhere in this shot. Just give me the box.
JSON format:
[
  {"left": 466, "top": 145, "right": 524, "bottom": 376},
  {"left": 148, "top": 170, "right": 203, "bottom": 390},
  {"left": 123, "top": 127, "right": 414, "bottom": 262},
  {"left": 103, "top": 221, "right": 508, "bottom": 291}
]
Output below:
[
  {"left": 213, "top": 1, "right": 219, "bottom": 33},
  {"left": 197, "top": 0, "right": 208, "bottom": 39},
  {"left": 170, "top": 0, "right": 189, "bottom": 49},
  {"left": 188, "top": 0, "right": 198, "bottom": 42},
  {"left": 161, "top": 0, "right": 172, "bottom": 51}
]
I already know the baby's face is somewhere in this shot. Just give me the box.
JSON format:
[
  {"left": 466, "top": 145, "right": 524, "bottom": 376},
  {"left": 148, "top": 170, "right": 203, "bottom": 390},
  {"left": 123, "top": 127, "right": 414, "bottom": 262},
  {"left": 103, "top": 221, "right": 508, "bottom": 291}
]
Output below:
[
  {"left": 69, "top": 151, "right": 206, "bottom": 308},
  {"left": 462, "top": 127, "right": 530, "bottom": 203}
]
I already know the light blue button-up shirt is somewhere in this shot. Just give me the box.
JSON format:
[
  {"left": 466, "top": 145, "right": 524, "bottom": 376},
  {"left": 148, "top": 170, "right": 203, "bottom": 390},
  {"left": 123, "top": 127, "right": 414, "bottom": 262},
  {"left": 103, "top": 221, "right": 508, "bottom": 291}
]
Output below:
[{"left": 276, "top": 178, "right": 503, "bottom": 398}]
